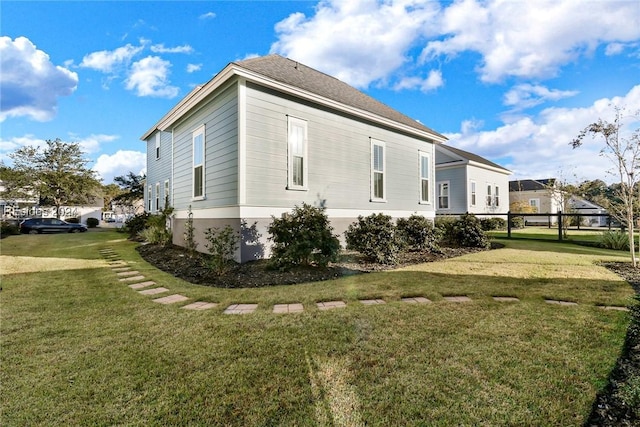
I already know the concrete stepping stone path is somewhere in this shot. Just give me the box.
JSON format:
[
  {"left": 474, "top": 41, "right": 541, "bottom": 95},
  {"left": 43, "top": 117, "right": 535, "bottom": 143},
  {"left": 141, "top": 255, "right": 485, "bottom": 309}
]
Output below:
[
  {"left": 401, "top": 297, "right": 431, "bottom": 304},
  {"left": 224, "top": 304, "right": 258, "bottom": 314},
  {"left": 153, "top": 294, "right": 189, "bottom": 304},
  {"left": 273, "top": 303, "right": 304, "bottom": 313},
  {"left": 182, "top": 301, "right": 218, "bottom": 310},
  {"left": 443, "top": 296, "right": 472, "bottom": 303},
  {"left": 129, "top": 281, "right": 156, "bottom": 289},
  {"left": 116, "top": 270, "right": 140, "bottom": 277},
  {"left": 316, "top": 301, "right": 346, "bottom": 310},
  {"left": 138, "top": 287, "right": 169, "bottom": 295},
  {"left": 119, "top": 275, "right": 146, "bottom": 282},
  {"left": 545, "top": 299, "right": 578, "bottom": 306},
  {"left": 360, "top": 299, "right": 386, "bottom": 305},
  {"left": 599, "top": 305, "right": 630, "bottom": 312},
  {"left": 493, "top": 296, "right": 520, "bottom": 302}
]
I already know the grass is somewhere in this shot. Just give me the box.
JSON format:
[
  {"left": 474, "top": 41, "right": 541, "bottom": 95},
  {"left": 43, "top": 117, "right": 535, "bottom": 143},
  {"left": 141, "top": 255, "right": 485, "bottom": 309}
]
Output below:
[{"left": 1, "top": 230, "right": 637, "bottom": 425}]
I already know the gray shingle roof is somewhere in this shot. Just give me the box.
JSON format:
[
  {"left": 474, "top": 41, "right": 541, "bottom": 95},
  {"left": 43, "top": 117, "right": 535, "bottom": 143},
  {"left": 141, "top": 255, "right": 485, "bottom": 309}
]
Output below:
[
  {"left": 438, "top": 144, "right": 511, "bottom": 172},
  {"left": 235, "top": 54, "right": 444, "bottom": 140},
  {"left": 509, "top": 178, "right": 556, "bottom": 192}
]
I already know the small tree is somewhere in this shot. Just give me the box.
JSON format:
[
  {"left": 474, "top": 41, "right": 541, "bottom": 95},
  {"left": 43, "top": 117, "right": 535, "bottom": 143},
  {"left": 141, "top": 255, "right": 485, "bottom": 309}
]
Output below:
[
  {"left": 571, "top": 106, "right": 640, "bottom": 266},
  {"left": 204, "top": 225, "right": 239, "bottom": 275},
  {"left": 183, "top": 205, "right": 198, "bottom": 256}
]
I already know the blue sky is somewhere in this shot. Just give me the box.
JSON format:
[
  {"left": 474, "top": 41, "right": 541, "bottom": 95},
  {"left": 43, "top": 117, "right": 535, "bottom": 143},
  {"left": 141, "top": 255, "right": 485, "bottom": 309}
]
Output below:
[{"left": 1, "top": 0, "right": 639, "bottom": 185}]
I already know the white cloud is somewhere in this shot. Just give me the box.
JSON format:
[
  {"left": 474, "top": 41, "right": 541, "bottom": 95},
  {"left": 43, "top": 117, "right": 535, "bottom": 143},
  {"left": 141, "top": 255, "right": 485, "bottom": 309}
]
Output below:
[
  {"left": 125, "top": 56, "right": 179, "bottom": 98},
  {"left": 151, "top": 44, "right": 194, "bottom": 54},
  {"left": 503, "top": 84, "right": 579, "bottom": 110},
  {"left": 0, "top": 36, "right": 78, "bottom": 122},
  {"left": 445, "top": 84, "right": 640, "bottom": 184},
  {"left": 394, "top": 69, "right": 444, "bottom": 92},
  {"left": 93, "top": 150, "right": 147, "bottom": 184},
  {"left": 80, "top": 43, "right": 144, "bottom": 73},
  {"left": 605, "top": 42, "right": 625, "bottom": 56},
  {"left": 68, "top": 133, "right": 119, "bottom": 154},
  {"left": 186, "top": 63, "right": 202, "bottom": 73},
  {"left": 199, "top": 12, "right": 216, "bottom": 20},
  {"left": 271, "top": 0, "right": 440, "bottom": 88},
  {"left": 421, "top": 0, "right": 640, "bottom": 83}
]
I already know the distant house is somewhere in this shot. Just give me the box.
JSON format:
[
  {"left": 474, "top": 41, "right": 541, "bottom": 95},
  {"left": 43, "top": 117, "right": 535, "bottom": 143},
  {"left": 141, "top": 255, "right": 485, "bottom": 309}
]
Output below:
[
  {"left": 569, "top": 196, "right": 609, "bottom": 227},
  {"left": 435, "top": 144, "right": 511, "bottom": 215},
  {"left": 142, "top": 54, "right": 447, "bottom": 262},
  {"left": 509, "top": 178, "right": 564, "bottom": 224}
]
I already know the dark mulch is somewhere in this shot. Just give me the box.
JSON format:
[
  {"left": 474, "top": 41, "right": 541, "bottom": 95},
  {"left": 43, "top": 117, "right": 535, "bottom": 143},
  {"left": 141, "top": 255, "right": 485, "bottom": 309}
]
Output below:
[
  {"left": 135, "top": 243, "right": 490, "bottom": 288},
  {"left": 585, "top": 262, "right": 640, "bottom": 427}
]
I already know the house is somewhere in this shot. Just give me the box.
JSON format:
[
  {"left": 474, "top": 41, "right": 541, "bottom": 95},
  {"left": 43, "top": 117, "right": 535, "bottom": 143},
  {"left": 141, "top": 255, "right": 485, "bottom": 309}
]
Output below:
[
  {"left": 141, "top": 54, "right": 447, "bottom": 262},
  {"left": 434, "top": 144, "right": 511, "bottom": 215},
  {"left": 509, "top": 178, "right": 563, "bottom": 224},
  {"left": 568, "top": 196, "right": 609, "bottom": 227}
]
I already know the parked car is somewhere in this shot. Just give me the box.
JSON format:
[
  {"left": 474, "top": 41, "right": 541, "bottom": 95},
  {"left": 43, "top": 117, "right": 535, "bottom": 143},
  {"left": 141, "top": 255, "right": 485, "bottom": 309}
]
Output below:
[{"left": 19, "top": 218, "right": 88, "bottom": 234}]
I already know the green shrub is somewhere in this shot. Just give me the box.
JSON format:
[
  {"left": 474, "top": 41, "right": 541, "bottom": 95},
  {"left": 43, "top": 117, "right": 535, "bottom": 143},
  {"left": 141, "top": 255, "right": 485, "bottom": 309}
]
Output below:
[
  {"left": 396, "top": 214, "right": 441, "bottom": 253},
  {"left": 1, "top": 221, "right": 20, "bottom": 237},
  {"left": 480, "top": 217, "right": 506, "bottom": 231},
  {"left": 86, "top": 217, "right": 99, "bottom": 228},
  {"left": 183, "top": 205, "right": 198, "bottom": 256},
  {"left": 124, "top": 212, "right": 150, "bottom": 238},
  {"left": 204, "top": 225, "right": 239, "bottom": 276},
  {"left": 510, "top": 216, "right": 525, "bottom": 229},
  {"left": 345, "top": 213, "right": 404, "bottom": 264},
  {"left": 437, "top": 214, "right": 490, "bottom": 248},
  {"left": 138, "top": 225, "right": 172, "bottom": 246},
  {"left": 268, "top": 203, "right": 340, "bottom": 270},
  {"left": 598, "top": 230, "right": 629, "bottom": 250}
]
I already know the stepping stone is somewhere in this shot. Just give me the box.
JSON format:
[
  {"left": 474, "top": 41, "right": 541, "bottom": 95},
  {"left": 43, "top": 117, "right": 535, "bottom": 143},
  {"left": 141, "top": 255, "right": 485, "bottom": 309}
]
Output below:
[
  {"left": 599, "top": 305, "right": 630, "bottom": 312},
  {"left": 116, "top": 270, "right": 140, "bottom": 277},
  {"left": 153, "top": 294, "right": 189, "bottom": 304},
  {"left": 109, "top": 261, "right": 127, "bottom": 266},
  {"left": 545, "top": 299, "right": 578, "bottom": 306},
  {"left": 128, "top": 281, "right": 156, "bottom": 289},
  {"left": 444, "top": 296, "right": 472, "bottom": 303},
  {"left": 273, "top": 303, "right": 304, "bottom": 313},
  {"left": 119, "top": 275, "right": 145, "bottom": 282},
  {"left": 182, "top": 301, "right": 218, "bottom": 310},
  {"left": 224, "top": 304, "right": 258, "bottom": 314},
  {"left": 401, "top": 297, "right": 431, "bottom": 304},
  {"left": 360, "top": 299, "right": 386, "bottom": 305},
  {"left": 138, "top": 287, "right": 169, "bottom": 295},
  {"left": 316, "top": 301, "right": 346, "bottom": 310},
  {"left": 112, "top": 267, "right": 131, "bottom": 272},
  {"left": 493, "top": 296, "right": 520, "bottom": 302}
]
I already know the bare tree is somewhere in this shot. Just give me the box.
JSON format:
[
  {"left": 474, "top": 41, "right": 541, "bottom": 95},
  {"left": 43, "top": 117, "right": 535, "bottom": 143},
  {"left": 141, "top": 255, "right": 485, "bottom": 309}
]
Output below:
[{"left": 571, "top": 106, "right": 640, "bottom": 266}]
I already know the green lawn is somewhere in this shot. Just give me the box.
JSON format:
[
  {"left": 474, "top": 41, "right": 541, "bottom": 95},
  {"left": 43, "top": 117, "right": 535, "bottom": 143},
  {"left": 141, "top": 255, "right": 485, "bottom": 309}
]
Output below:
[{"left": 1, "top": 230, "right": 636, "bottom": 425}]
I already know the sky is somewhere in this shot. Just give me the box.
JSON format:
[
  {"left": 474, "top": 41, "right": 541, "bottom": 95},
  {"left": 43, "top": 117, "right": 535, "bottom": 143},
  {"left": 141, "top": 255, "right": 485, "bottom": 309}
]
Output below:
[{"left": 1, "top": 0, "right": 639, "bottom": 185}]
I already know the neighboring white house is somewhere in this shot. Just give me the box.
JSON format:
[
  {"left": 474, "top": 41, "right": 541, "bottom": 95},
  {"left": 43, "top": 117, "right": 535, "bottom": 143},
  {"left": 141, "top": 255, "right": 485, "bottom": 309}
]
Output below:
[
  {"left": 509, "top": 178, "right": 564, "bottom": 224},
  {"left": 569, "top": 196, "right": 609, "bottom": 227},
  {"left": 435, "top": 144, "right": 511, "bottom": 215},
  {"left": 141, "top": 54, "right": 448, "bottom": 262}
]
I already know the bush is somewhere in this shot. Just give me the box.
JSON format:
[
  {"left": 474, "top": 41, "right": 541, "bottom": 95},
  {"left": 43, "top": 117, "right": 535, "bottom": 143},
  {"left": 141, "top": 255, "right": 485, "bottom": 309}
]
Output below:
[
  {"left": 396, "top": 214, "right": 441, "bottom": 253},
  {"left": 345, "top": 213, "right": 404, "bottom": 264},
  {"left": 138, "top": 225, "right": 172, "bottom": 246},
  {"left": 598, "top": 230, "right": 629, "bottom": 250},
  {"left": 268, "top": 203, "right": 340, "bottom": 270},
  {"left": 204, "top": 225, "right": 239, "bottom": 276},
  {"left": 124, "top": 212, "right": 151, "bottom": 238},
  {"left": 480, "top": 217, "right": 506, "bottom": 231},
  {"left": 437, "top": 214, "right": 490, "bottom": 248},
  {"left": 1, "top": 221, "right": 20, "bottom": 237},
  {"left": 183, "top": 205, "right": 198, "bottom": 256},
  {"left": 510, "top": 216, "right": 525, "bottom": 229},
  {"left": 86, "top": 217, "right": 99, "bottom": 228}
]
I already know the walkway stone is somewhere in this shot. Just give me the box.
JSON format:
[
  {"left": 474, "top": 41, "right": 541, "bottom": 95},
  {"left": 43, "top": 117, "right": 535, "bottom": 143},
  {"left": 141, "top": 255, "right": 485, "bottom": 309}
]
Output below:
[
  {"left": 109, "top": 261, "right": 128, "bottom": 266},
  {"left": 111, "top": 267, "right": 131, "bottom": 272},
  {"left": 224, "top": 304, "right": 258, "bottom": 314},
  {"left": 153, "top": 294, "right": 189, "bottom": 304},
  {"left": 493, "top": 296, "right": 520, "bottom": 302},
  {"left": 401, "top": 297, "right": 431, "bottom": 304},
  {"left": 545, "top": 299, "right": 578, "bottom": 306},
  {"left": 316, "top": 301, "right": 346, "bottom": 310},
  {"left": 128, "top": 281, "right": 156, "bottom": 289},
  {"left": 139, "top": 287, "right": 169, "bottom": 295},
  {"left": 599, "top": 305, "right": 630, "bottom": 312},
  {"left": 273, "top": 303, "right": 304, "bottom": 313},
  {"left": 444, "top": 296, "right": 472, "bottom": 303},
  {"left": 116, "top": 270, "right": 140, "bottom": 277},
  {"left": 360, "top": 299, "right": 386, "bottom": 305},
  {"left": 119, "top": 275, "right": 146, "bottom": 282},
  {"left": 182, "top": 301, "right": 218, "bottom": 310}
]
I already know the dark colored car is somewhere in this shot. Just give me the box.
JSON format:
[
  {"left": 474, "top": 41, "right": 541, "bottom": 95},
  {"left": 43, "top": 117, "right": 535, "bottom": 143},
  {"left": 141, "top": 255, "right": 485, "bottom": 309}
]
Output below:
[{"left": 19, "top": 218, "right": 88, "bottom": 234}]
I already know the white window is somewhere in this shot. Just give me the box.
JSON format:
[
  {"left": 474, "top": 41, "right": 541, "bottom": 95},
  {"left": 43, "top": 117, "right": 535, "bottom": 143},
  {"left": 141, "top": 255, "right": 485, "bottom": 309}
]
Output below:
[
  {"left": 287, "top": 116, "right": 308, "bottom": 190},
  {"left": 470, "top": 181, "right": 477, "bottom": 206},
  {"left": 419, "top": 152, "right": 430, "bottom": 203},
  {"left": 193, "top": 125, "right": 205, "bottom": 199},
  {"left": 371, "top": 139, "right": 385, "bottom": 201},
  {"left": 155, "top": 182, "right": 160, "bottom": 212},
  {"left": 438, "top": 181, "right": 449, "bottom": 209},
  {"left": 147, "top": 185, "right": 152, "bottom": 211},
  {"left": 486, "top": 184, "right": 492, "bottom": 206},
  {"left": 529, "top": 198, "right": 540, "bottom": 213},
  {"left": 155, "top": 133, "right": 160, "bottom": 160},
  {"left": 164, "top": 180, "right": 170, "bottom": 207},
  {"left": 494, "top": 186, "right": 500, "bottom": 207}
]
